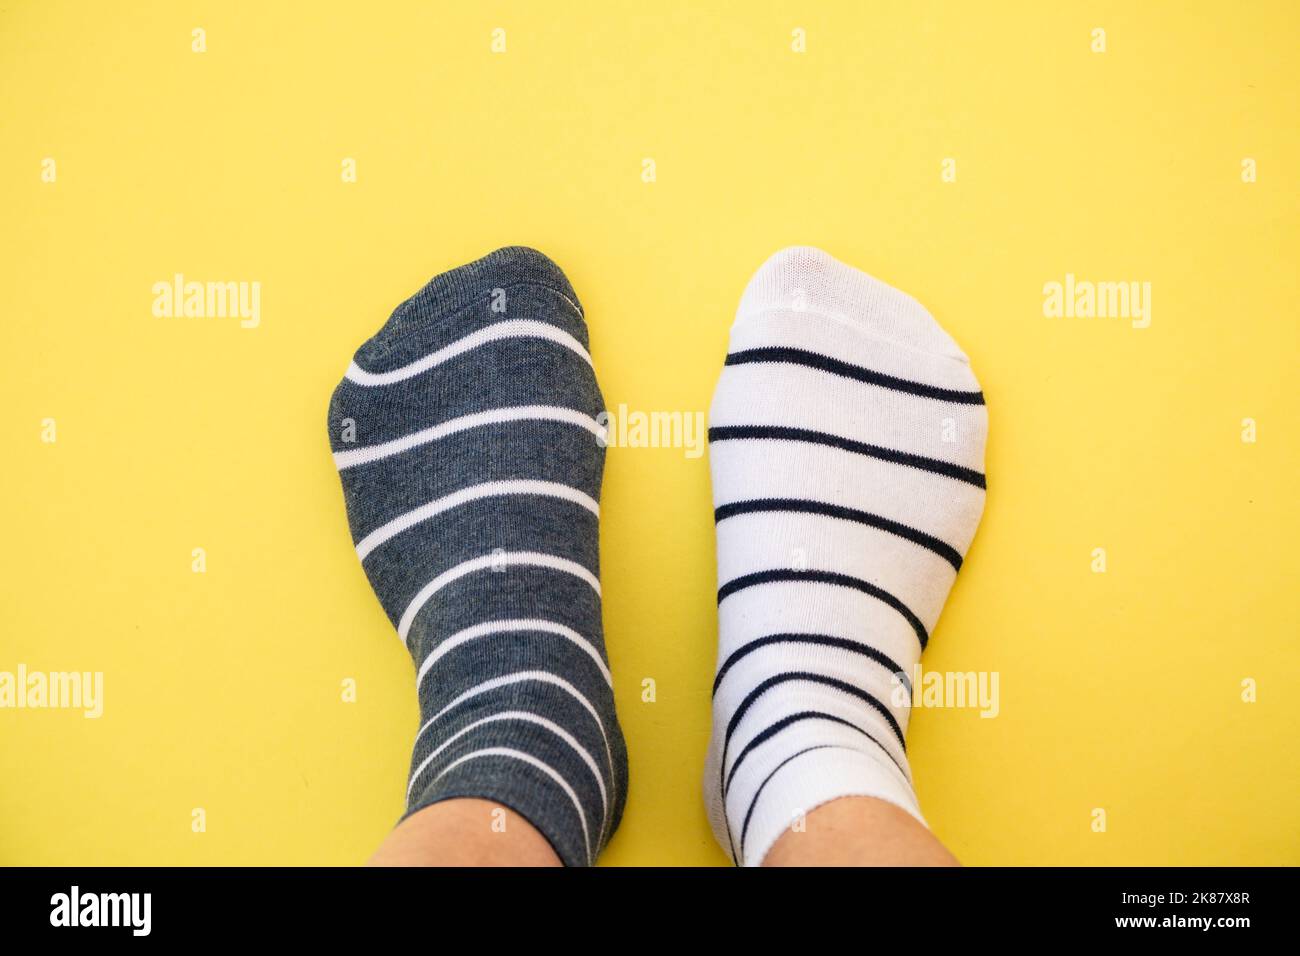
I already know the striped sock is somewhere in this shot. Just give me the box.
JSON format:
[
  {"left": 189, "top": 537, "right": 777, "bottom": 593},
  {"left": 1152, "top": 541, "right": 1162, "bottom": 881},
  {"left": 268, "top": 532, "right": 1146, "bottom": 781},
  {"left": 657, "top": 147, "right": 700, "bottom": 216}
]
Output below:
[
  {"left": 328, "top": 247, "right": 627, "bottom": 866},
  {"left": 703, "top": 246, "right": 988, "bottom": 866}
]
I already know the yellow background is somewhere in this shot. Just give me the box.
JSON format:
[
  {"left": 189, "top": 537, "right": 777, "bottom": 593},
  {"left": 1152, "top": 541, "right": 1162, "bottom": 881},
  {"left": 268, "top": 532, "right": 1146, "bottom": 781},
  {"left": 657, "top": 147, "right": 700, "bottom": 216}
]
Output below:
[{"left": 2, "top": 0, "right": 1296, "bottom": 865}]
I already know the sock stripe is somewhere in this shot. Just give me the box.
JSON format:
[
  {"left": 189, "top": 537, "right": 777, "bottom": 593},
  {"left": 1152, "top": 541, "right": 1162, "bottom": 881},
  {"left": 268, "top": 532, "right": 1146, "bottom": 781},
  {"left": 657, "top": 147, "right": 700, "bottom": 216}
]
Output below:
[
  {"left": 355, "top": 480, "right": 600, "bottom": 561},
  {"left": 714, "top": 497, "right": 963, "bottom": 570},
  {"left": 345, "top": 319, "right": 593, "bottom": 387},
  {"left": 712, "top": 634, "right": 908, "bottom": 697},
  {"left": 708, "top": 425, "right": 986, "bottom": 489},
  {"left": 717, "top": 569, "right": 929, "bottom": 650},
  {"left": 726, "top": 346, "right": 985, "bottom": 405},
  {"left": 414, "top": 669, "right": 614, "bottom": 795},
  {"left": 334, "top": 405, "right": 605, "bottom": 471},
  {"left": 431, "top": 747, "right": 593, "bottom": 865},
  {"left": 405, "top": 710, "right": 608, "bottom": 841},
  {"left": 416, "top": 619, "right": 612, "bottom": 691},
  {"left": 417, "top": 671, "right": 607, "bottom": 753},
  {"left": 722, "top": 672, "right": 906, "bottom": 775},
  {"left": 398, "top": 551, "right": 601, "bottom": 644},
  {"left": 724, "top": 708, "right": 906, "bottom": 797}
]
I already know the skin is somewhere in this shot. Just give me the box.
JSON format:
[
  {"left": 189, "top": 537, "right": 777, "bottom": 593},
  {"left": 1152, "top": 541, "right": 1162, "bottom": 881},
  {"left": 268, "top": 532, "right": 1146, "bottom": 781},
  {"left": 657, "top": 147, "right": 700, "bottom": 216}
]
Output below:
[
  {"left": 763, "top": 795, "right": 960, "bottom": 867},
  {"left": 368, "top": 794, "right": 956, "bottom": 867},
  {"left": 368, "top": 799, "right": 561, "bottom": 867}
]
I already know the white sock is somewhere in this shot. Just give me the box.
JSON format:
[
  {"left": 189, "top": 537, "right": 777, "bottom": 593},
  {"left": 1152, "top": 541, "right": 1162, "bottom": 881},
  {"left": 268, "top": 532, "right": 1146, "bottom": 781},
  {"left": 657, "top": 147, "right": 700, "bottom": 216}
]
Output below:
[{"left": 703, "top": 246, "right": 988, "bottom": 866}]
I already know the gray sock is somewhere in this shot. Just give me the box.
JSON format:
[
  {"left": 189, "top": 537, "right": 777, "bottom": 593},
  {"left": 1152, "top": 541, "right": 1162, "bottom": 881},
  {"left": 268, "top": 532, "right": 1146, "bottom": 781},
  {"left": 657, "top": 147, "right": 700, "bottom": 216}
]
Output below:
[{"left": 328, "top": 247, "right": 627, "bottom": 865}]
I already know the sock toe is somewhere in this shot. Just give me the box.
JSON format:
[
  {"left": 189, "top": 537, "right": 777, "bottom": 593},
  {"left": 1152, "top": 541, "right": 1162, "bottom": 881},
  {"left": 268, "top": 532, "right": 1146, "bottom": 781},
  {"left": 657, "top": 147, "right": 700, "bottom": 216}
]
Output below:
[
  {"left": 737, "top": 245, "right": 971, "bottom": 364},
  {"left": 350, "top": 246, "right": 585, "bottom": 370}
]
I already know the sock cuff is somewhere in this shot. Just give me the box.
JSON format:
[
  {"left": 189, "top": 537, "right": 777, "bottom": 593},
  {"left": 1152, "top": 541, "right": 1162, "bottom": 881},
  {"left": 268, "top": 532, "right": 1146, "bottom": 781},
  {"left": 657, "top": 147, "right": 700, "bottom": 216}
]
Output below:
[
  {"left": 734, "top": 745, "right": 925, "bottom": 867},
  {"left": 405, "top": 743, "right": 609, "bottom": 867}
]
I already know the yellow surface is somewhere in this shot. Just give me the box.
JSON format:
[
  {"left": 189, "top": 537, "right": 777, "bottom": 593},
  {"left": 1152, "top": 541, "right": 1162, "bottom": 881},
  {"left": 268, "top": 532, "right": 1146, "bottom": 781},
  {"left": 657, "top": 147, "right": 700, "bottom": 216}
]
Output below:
[{"left": 2, "top": 0, "right": 1297, "bottom": 866}]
